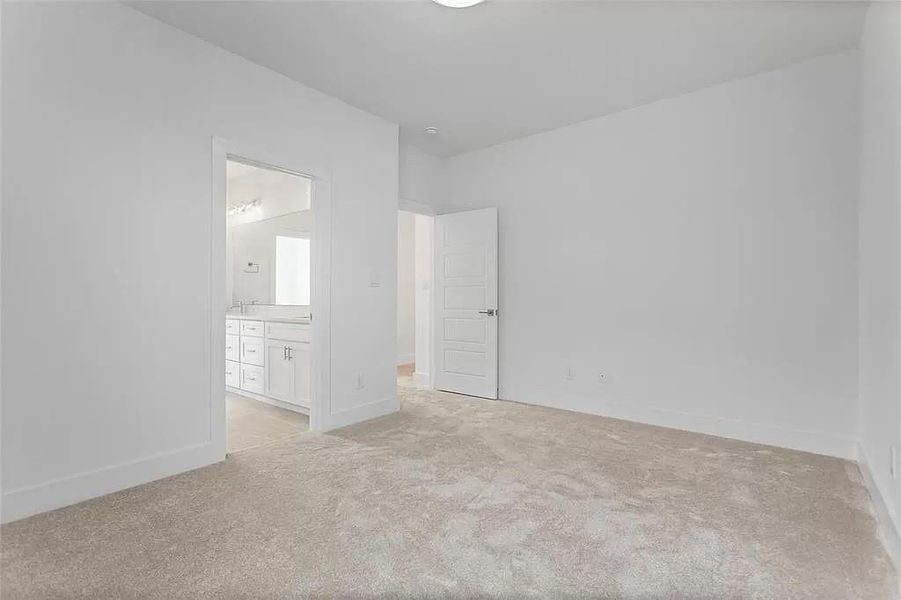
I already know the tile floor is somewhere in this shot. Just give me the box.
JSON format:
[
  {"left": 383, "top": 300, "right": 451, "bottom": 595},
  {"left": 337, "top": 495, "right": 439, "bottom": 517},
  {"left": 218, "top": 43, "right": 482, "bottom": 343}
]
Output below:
[{"left": 226, "top": 393, "right": 308, "bottom": 453}]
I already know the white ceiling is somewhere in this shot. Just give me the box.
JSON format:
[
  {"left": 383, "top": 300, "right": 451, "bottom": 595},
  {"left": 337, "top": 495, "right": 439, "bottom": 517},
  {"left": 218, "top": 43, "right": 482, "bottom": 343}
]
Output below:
[{"left": 132, "top": 1, "right": 867, "bottom": 157}]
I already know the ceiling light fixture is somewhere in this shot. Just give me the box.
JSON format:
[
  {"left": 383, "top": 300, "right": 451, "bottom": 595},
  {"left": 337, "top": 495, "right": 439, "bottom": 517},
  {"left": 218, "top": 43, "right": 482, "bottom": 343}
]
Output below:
[
  {"left": 431, "top": 0, "right": 485, "bottom": 8},
  {"left": 425, "top": 126, "right": 439, "bottom": 135}
]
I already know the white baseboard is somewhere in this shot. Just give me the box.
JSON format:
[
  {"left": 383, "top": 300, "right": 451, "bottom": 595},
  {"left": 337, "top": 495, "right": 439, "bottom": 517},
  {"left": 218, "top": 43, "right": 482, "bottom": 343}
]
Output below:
[
  {"left": 1, "top": 442, "right": 221, "bottom": 524},
  {"left": 856, "top": 442, "right": 901, "bottom": 581},
  {"left": 397, "top": 354, "right": 415, "bottom": 366},
  {"left": 321, "top": 395, "right": 400, "bottom": 431},
  {"left": 414, "top": 370, "right": 432, "bottom": 390},
  {"left": 505, "top": 391, "right": 857, "bottom": 459},
  {"left": 3, "top": 392, "right": 397, "bottom": 523}
]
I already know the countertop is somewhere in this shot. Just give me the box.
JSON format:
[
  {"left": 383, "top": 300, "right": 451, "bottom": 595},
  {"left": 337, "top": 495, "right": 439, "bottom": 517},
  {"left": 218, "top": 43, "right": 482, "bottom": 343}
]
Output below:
[{"left": 226, "top": 313, "right": 311, "bottom": 325}]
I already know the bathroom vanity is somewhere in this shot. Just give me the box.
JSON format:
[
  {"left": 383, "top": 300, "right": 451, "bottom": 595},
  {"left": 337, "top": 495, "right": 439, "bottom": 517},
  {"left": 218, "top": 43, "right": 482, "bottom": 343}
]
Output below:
[{"left": 226, "top": 314, "right": 311, "bottom": 412}]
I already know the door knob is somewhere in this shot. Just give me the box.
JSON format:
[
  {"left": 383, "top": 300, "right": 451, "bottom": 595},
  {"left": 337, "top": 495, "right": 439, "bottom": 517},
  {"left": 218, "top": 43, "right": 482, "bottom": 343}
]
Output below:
[{"left": 478, "top": 309, "right": 497, "bottom": 316}]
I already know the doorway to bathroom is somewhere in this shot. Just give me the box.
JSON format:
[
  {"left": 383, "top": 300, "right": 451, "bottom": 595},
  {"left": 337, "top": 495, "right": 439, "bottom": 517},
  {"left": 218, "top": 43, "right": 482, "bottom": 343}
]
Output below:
[
  {"left": 396, "top": 206, "right": 434, "bottom": 391},
  {"left": 212, "top": 138, "right": 332, "bottom": 459},
  {"left": 224, "top": 157, "right": 311, "bottom": 452}
]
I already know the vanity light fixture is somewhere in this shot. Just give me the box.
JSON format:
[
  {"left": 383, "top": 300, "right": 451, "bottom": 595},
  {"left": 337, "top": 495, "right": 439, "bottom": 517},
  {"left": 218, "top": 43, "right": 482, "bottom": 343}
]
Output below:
[
  {"left": 432, "top": 0, "right": 485, "bottom": 7},
  {"left": 228, "top": 197, "right": 262, "bottom": 216}
]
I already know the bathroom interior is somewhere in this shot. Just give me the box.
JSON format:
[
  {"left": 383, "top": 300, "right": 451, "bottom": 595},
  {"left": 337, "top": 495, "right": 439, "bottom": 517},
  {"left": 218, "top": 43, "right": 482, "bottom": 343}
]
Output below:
[{"left": 225, "top": 158, "right": 312, "bottom": 452}]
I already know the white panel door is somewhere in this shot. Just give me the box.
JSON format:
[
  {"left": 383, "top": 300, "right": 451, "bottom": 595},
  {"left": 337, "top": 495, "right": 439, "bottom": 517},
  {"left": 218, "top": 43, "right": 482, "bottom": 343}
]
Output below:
[
  {"left": 265, "top": 340, "right": 292, "bottom": 403},
  {"left": 434, "top": 207, "right": 498, "bottom": 399}
]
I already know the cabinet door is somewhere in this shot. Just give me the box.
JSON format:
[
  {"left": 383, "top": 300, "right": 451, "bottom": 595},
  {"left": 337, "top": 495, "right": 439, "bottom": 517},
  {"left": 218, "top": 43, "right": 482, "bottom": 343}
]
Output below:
[
  {"left": 241, "top": 364, "right": 264, "bottom": 394},
  {"left": 240, "top": 320, "right": 265, "bottom": 338},
  {"left": 265, "top": 340, "right": 292, "bottom": 402},
  {"left": 241, "top": 336, "right": 264, "bottom": 367},
  {"left": 225, "top": 360, "right": 240, "bottom": 389},
  {"left": 225, "top": 335, "right": 240, "bottom": 362},
  {"left": 288, "top": 341, "right": 311, "bottom": 408}
]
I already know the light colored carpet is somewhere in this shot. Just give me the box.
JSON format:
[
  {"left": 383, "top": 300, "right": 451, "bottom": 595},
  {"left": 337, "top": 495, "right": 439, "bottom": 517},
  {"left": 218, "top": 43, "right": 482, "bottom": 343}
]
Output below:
[
  {"left": 227, "top": 393, "right": 308, "bottom": 454},
  {"left": 1, "top": 381, "right": 895, "bottom": 598}
]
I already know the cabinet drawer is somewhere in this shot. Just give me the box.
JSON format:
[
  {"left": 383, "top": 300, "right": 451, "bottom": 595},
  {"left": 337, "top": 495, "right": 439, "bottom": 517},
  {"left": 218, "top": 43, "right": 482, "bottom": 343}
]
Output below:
[
  {"left": 240, "top": 320, "right": 265, "bottom": 338},
  {"left": 225, "top": 319, "right": 240, "bottom": 335},
  {"left": 241, "top": 336, "right": 264, "bottom": 366},
  {"left": 225, "top": 360, "right": 240, "bottom": 388},
  {"left": 241, "top": 364, "right": 264, "bottom": 394},
  {"left": 225, "top": 334, "right": 240, "bottom": 362},
  {"left": 266, "top": 322, "right": 310, "bottom": 343}
]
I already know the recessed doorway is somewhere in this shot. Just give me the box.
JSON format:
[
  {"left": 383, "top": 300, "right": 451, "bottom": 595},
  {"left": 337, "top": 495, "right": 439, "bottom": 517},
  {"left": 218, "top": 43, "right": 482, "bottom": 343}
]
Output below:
[
  {"left": 224, "top": 157, "right": 312, "bottom": 452},
  {"left": 212, "top": 138, "right": 332, "bottom": 461},
  {"left": 397, "top": 208, "right": 435, "bottom": 390}
]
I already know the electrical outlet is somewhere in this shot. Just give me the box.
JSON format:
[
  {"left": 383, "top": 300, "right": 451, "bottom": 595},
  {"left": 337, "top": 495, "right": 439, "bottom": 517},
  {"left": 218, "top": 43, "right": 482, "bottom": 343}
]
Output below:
[
  {"left": 565, "top": 367, "right": 575, "bottom": 381},
  {"left": 892, "top": 446, "right": 896, "bottom": 479},
  {"left": 355, "top": 373, "right": 365, "bottom": 390},
  {"left": 598, "top": 372, "right": 608, "bottom": 383}
]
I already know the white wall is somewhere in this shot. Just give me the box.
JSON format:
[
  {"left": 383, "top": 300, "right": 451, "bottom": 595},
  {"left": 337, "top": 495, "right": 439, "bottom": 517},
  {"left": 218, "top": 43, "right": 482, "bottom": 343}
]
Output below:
[
  {"left": 856, "top": 1, "right": 901, "bottom": 559},
  {"left": 400, "top": 143, "right": 442, "bottom": 207},
  {"left": 397, "top": 211, "right": 415, "bottom": 364},
  {"left": 438, "top": 51, "right": 860, "bottom": 458},
  {"left": 2, "top": 3, "right": 399, "bottom": 521}
]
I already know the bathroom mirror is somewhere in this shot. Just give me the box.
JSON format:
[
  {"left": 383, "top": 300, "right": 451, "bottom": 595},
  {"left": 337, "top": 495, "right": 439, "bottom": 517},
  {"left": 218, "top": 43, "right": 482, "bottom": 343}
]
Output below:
[{"left": 226, "top": 158, "right": 312, "bottom": 307}]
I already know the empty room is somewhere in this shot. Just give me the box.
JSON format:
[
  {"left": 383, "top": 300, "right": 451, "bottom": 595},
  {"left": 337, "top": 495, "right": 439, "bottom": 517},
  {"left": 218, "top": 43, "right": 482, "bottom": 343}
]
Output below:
[{"left": 2, "top": 1, "right": 900, "bottom": 598}]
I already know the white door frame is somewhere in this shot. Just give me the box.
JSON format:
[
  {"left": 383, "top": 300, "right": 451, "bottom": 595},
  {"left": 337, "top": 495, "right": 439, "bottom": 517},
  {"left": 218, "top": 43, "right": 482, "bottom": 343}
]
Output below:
[{"left": 211, "top": 137, "right": 332, "bottom": 460}]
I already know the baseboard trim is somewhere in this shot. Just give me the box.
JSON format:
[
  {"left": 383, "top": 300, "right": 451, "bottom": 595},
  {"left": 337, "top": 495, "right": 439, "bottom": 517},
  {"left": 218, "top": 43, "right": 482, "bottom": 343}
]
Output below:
[
  {"left": 322, "top": 395, "right": 399, "bottom": 431},
  {"left": 397, "top": 354, "right": 415, "bottom": 366},
  {"left": 413, "top": 371, "right": 432, "bottom": 390},
  {"left": 856, "top": 442, "right": 901, "bottom": 580},
  {"left": 1, "top": 442, "right": 221, "bottom": 524},
  {"left": 505, "top": 391, "right": 857, "bottom": 459}
]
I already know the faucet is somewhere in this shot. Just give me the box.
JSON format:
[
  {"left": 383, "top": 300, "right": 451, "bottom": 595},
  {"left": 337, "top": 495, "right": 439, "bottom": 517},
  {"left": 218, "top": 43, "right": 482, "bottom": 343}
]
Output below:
[{"left": 230, "top": 300, "right": 246, "bottom": 314}]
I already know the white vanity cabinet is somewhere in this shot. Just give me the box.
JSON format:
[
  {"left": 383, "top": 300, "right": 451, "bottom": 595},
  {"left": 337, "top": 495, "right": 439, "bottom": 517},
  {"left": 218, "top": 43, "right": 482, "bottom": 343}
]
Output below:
[
  {"left": 226, "top": 317, "right": 310, "bottom": 412},
  {"left": 264, "top": 322, "right": 311, "bottom": 409}
]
